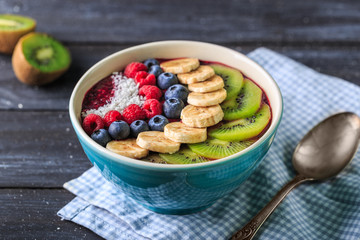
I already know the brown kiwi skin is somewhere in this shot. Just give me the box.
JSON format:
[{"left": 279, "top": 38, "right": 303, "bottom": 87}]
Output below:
[
  {"left": 0, "top": 18, "right": 36, "bottom": 54},
  {"left": 12, "top": 32, "right": 71, "bottom": 86}
]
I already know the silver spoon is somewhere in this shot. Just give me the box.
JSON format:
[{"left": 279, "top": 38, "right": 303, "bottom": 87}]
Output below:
[{"left": 231, "top": 112, "right": 360, "bottom": 240}]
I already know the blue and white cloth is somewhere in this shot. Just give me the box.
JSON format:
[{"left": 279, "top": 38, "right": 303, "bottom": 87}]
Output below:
[{"left": 58, "top": 48, "right": 360, "bottom": 240}]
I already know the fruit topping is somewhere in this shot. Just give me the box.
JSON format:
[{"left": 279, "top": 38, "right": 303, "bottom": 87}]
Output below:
[
  {"left": 91, "top": 129, "right": 112, "bottom": 147},
  {"left": 187, "top": 88, "right": 227, "bottom": 107},
  {"left": 103, "top": 110, "right": 122, "bottom": 128},
  {"left": 159, "top": 147, "right": 209, "bottom": 164},
  {"left": 134, "top": 71, "right": 156, "bottom": 88},
  {"left": 160, "top": 58, "right": 199, "bottom": 74},
  {"left": 164, "top": 122, "right": 207, "bottom": 144},
  {"left": 164, "top": 84, "right": 189, "bottom": 103},
  {"left": 209, "top": 104, "right": 271, "bottom": 141},
  {"left": 130, "top": 120, "right": 149, "bottom": 138},
  {"left": 188, "top": 138, "right": 255, "bottom": 159},
  {"left": 141, "top": 153, "right": 168, "bottom": 164},
  {"left": 210, "top": 64, "right": 244, "bottom": 101},
  {"left": 148, "top": 65, "right": 163, "bottom": 78},
  {"left": 122, "top": 104, "right": 146, "bottom": 124},
  {"left": 163, "top": 98, "right": 184, "bottom": 119},
  {"left": 12, "top": 32, "right": 71, "bottom": 85},
  {"left": 136, "top": 131, "right": 180, "bottom": 154},
  {"left": 142, "top": 99, "right": 162, "bottom": 119},
  {"left": 124, "top": 62, "right": 148, "bottom": 78},
  {"left": 143, "top": 58, "right": 159, "bottom": 68},
  {"left": 157, "top": 72, "right": 179, "bottom": 89},
  {"left": 177, "top": 65, "right": 215, "bottom": 84},
  {"left": 82, "top": 114, "right": 105, "bottom": 135},
  {"left": 188, "top": 75, "right": 224, "bottom": 93},
  {"left": 106, "top": 139, "right": 149, "bottom": 159},
  {"left": 148, "top": 115, "right": 169, "bottom": 131},
  {"left": 181, "top": 104, "right": 224, "bottom": 128},
  {"left": 139, "top": 85, "right": 162, "bottom": 100},
  {"left": 221, "top": 78, "right": 262, "bottom": 120},
  {"left": 108, "top": 120, "right": 130, "bottom": 140}
]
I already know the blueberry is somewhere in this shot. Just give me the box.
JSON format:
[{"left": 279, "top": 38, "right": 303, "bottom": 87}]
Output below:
[
  {"left": 163, "top": 98, "right": 184, "bottom": 119},
  {"left": 148, "top": 65, "right": 163, "bottom": 78},
  {"left": 130, "top": 120, "right": 149, "bottom": 137},
  {"left": 157, "top": 72, "right": 178, "bottom": 90},
  {"left": 91, "top": 129, "right": 112, "bottom": 147},
  {"left": 143, "top": 58, "right": 159, "bottom": 69},
  {"left": 164, "top": 84, "right": 189, "bottom": 103},
  {"left": 148, "top": 115, "right": 169, "bottom": 131},
  {"left": 108, "top": 120, "right": 130, "bottom": 140}
]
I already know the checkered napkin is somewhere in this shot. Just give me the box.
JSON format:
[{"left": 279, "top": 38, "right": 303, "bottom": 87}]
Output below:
[{"left": 58, "top": 48, "right": 360, "bottom": 240}]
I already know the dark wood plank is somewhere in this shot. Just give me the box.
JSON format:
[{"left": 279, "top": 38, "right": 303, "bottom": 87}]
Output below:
[
  {"left": 1, "top": 0, "right": 360, "bottom": 44},
  {"left": 0, "top": 189, "right": 100, "bottom": 239},
  {"left": 0, "top": 44, "right": 359, "bottom": 110},
  {"left": 0, "top": 111, "right": 92, "bottom": 188}
]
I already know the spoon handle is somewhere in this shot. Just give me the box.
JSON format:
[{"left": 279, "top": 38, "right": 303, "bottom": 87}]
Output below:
[{"left": 231, "top": 174, "right": 309, "bottom": 240}]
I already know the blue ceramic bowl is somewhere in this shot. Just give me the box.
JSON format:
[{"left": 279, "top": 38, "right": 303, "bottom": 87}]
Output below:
[{"left": 69, "top": 41, "right": 283, "bottom": 214}]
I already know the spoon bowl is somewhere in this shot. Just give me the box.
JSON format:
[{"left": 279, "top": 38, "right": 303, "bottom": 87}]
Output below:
[{"left": 232, "top": 112, "right": 360, "bottom": 240}]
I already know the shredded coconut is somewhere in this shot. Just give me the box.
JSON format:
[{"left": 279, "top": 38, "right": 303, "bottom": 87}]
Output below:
[{"left": 82, "top": 73, "right": 145, "bottom": 118}]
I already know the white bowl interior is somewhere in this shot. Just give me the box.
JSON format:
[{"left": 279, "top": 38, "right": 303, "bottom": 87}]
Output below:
[{"left": 70, "top": 41, "right": 282, "bottom": 169}]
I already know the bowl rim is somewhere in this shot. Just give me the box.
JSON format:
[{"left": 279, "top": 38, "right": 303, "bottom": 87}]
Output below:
[{"left": 69, "top": 40, "right": 283, "bottom": 171}]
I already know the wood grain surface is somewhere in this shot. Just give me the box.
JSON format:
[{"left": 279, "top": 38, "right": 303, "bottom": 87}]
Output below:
[{"left": 0, "top": 0, "right": 359, "bottom": 239}]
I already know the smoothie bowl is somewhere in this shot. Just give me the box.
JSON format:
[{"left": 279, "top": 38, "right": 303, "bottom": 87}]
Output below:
[{"left": 69, "top": 41, "right": 283, "bottom": 214}]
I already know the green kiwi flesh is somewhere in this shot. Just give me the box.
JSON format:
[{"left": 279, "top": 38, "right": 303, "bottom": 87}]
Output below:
[
  {"left": 209, "top": 104, "right": 271, "bottom": 141},
  {"left": 159, "top": 147, "right": 210, "bottom": 164},
  {"left": 210, "top": 64, "right": 243, "bottom": 100},
  {"left": 221, "top": 78, "right": 263, "bottom": 120},
  {"left": 188, "top": 138, "right": 255, "bottom": 159},
  {"left": 22, "top": 33, "right": 70, "bottom": 72},
  {"left": 0, "top": 14, "right": 35, "bottom": 31},
  {"left": 141, "top": 153, "right": 168, "bottom": 164}
]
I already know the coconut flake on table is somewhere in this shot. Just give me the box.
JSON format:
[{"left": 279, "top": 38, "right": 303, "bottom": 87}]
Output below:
[{"left": 82, "top": 72, "right": 145, "bottom": 118}]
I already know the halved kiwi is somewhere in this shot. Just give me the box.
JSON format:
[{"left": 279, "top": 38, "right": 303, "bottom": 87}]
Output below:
[
  {"left": 221, "top": 78, "right": 262, "bottom": 120},
  {"left": 0, "top": 14, "right": 36, "bottom": 54},
  {"left": 210, "top": 64, "right": 243, "bottom": 101},
  {"left": 209, "top": 104, "right": 271, "bottom": 141},
  {"left": 188, "top": 138, "right": 255, "bottom": 159},
  {"left": 12, "top": 32, "right": 71, "bottom": 85},
  {"left": 159, "top": 147, "right": 210, "bottom": 164}
]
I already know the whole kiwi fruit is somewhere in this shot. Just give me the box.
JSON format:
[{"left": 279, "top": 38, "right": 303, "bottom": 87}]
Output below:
[{"left": 12, "top": 32, "right": 71, "bottom": 85}]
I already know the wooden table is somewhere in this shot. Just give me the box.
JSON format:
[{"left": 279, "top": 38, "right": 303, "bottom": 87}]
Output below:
[{"left": 1, "top": 0, "right": 359, "bottom": 239}]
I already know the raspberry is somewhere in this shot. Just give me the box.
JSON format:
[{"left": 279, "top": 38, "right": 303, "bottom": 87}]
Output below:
[
  {"left": 124, "top": 62, "right": 148, "bottom": 78},
  {"left": 134, "top": 71, "right": 156, "bottom": 88},
  {"left": 122, "top": 104, "right": 146, "bottom": 124},
  {"left": 104, "top": 110, "right": 122, "bottom": 128},
  {"left": 139, "top": 85, "right": 162, "bottom": 100},
  {"left": 142, "top": 99, "right": 162, "bottom": 119},
  {"left": 82, "top": 114, "right": 105, "bottom": 135}
]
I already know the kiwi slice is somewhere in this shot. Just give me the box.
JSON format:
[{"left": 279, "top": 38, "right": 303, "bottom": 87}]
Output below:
[
  {"left": 210, "top": 64, "right": 243, "bottom": 101},
  {"left": 0, "top": 14, "right": 36, "bottom": 54},
  {"left": 221, "top": 78, "right": 263, "bottom": 120},
  {"left": 188, "top": 138, "right": 255, "bottom": 159},
  {"left": 12, "top": 32, "right": 71, "bottom": 85},
  {"left": 141, "top": 153, "right": 168, "bottom": 164},
  {"left": 159, "top": 147, "right": 210, "bottom": 164},
  {"left": 209, "top": 104, "right": 271, "bottom": 141}
]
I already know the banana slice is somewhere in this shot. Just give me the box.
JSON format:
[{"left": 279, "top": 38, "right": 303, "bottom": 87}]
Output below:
[
  {"left": 160, "top": 58, "right": 199, "bottom": 74},
  {"left": 106, "top": 139, "right": 149, "bottom": 159},
  {"left": 164, "top": 122, "right": 207, "bottom": 143},
  {"left": 181, "top": 104, "right": 224, "bottom": 128},
  {"left": 137, "top": 131, "right": 181, "bottom": 154},
  {"left": 188, "top": 75, "right": 224, "bottom": 93},
  {"left": 177, "top": 65, "right": 215, "bottom": 84},
  {"left": 187, "top": 88, "right": 227, "bottom": 107}
]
